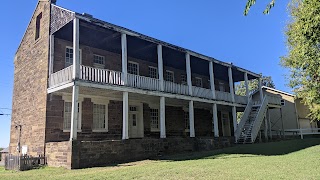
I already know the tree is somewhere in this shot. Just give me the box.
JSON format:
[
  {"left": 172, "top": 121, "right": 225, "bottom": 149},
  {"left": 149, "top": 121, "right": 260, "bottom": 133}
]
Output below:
[
  {"left": 281, "top": 0, "right": 320, "bottom": 121},
  {"left": 244, "top": 0, "right": 276, "bottom": 15},
  {"left": 235, "top": 76, "right": 275, "bottom": 96}
]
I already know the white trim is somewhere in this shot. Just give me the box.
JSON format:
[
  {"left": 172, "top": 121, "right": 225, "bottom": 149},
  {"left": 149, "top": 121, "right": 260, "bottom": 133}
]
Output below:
[
  {"left": 73, "top": 81, "right": 247, "bottom": 108},
  {"left": 262, "top": 86, "right": 295, "bottom": 97}
]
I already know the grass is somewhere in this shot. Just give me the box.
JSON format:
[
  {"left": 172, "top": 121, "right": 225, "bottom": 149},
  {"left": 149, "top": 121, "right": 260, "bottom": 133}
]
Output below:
[{"left": 0, "top": 138, "right": 320, "bottom": 180}]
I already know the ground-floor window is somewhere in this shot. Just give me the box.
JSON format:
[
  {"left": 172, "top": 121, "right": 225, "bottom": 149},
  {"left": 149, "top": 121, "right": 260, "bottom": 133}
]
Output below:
[
  {"left": 150, "top": 108, "right": 159, "bottom": 131},
  {"left": 63, "top": 101, "right": 81, "bottom": 131},
  {"left": 93, "top": 104, "right": 107, "bottom": 131},
  {"left": 184, "top": 111, "right": 190, "bottom": 131}
]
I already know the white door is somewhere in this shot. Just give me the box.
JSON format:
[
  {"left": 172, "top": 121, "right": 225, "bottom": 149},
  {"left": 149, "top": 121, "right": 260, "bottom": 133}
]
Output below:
[
  {"left": 129, "top": 106, "right": 142, "bottom": 138},
  {"left": 221, "top": 112, "right": 231, "bottom": 136}
]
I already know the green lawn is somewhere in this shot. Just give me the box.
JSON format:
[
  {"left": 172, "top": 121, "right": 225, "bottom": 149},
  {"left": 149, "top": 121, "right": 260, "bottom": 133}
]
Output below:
[{"left": 1, "top": 138, "right": 320, "bottom": 180}]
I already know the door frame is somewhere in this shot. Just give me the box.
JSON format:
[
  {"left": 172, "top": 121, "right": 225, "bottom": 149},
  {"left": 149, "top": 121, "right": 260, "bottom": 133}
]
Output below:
[
  {"left": 221, "top": 111, "right": 231, "bottom": 136},
  {"left": 128, "top": 102, "right": 144, "bottom": 138}
]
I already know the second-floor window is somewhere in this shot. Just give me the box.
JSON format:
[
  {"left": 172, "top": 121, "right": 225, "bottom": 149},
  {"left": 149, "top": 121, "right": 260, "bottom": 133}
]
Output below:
[
  {"left": 128, "top": 61, "right": 139, "bottom": 75},
  {"left": 65, "top": 47, "right": 82, "bottom": 67},
  {"left": 219, "top": 82, "right": 225, "bottom": 92},
  {"left": 35, "top": 13, "right": 42, "bottom": 40},
  {"left": 165, "top": 70, "right": 174, "bottom": 82},
  {"left": 181, "top": 74, "right": 187, "bottom": 85},
  {"left": 149, "top": 66, "right": 158, "bottom": 79},
  {"left": 195, "top": 77, "right": 203, "bottom": 87},
  {"left": 93, "top": 54, "right": 105, "bottom": 68}
]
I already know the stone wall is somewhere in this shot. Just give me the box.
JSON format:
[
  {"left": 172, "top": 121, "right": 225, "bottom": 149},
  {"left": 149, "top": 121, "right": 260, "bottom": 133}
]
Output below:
[
  {"left": 64, "top": 137, "right": 233, "bottom": 169},
  {"left": 45, "top": 141, "right": 72, "bottom": 168},
  {"left": 10, "top": 1, "right": 51, "bottom": 156}
]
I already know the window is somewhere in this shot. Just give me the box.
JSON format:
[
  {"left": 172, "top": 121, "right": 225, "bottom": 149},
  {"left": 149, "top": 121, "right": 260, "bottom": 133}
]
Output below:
[
  {"left": 150, "top": 108, "right": 159, "bottom": 131},
  {"left": 93, "top": 104, "right": 107, "bottom": 130},
  {"left": 149, "top": 66, "right": 158, "bottom": 79},
  {"left": 35, "top": 13, "right": 42, "bottom": 40},
  {"left": 219, "top": 82, "right": 225, "bottom": 92},
  {"left": 181, "top": 74, "right": 187, "bottom": 85},
  {"left": 63, "top": 102, "right": 81, "bottom": 131},
  {"left": 128, "top": 61, "right": 139, "bottom": 75},
  {"left": 281, "top": 99, "right": 285, "bottom": 106},
  {"left": 165, "top": 70, "right": 174, "bottom": 82},
  {"left": 195, "top": 77, "right": 203, "bottom": 87},
  {"left": 93, "top": 54, "right": 105, "bottom": 67},
  {"left": 65, "top": 47, "right": 82, "bottom": 67},
  {"left": 184, "top": 111, "right": 190, "bottom": 130}
]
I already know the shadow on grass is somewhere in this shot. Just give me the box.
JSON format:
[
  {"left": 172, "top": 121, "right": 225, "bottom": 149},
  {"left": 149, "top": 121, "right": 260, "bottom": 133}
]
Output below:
[{"left": 159, "top": 138, "right": 320, "bottom": 162}]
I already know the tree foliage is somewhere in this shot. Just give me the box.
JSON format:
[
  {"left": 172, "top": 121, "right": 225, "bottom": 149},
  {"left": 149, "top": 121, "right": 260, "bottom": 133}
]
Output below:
[
  {"left": 281, "top": 0, "right": 320, "bottom": 121},
  {"left": 244, "top": 0, "right": 276, "bottom": 15},
  {"left": 235, "top": 76, "right": 275, "bottom": 96}
]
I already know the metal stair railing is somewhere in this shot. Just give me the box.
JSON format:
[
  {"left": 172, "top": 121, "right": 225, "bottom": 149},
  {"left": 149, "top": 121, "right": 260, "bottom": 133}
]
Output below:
[
  {"left": 235, "top": 97, "right": 253, "bottom": 142},
  {"left": 250, "top": 96, "right": 269, "bottom": 143}
]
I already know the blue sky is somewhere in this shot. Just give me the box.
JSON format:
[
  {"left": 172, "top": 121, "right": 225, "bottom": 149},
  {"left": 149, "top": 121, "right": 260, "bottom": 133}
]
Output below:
[{"left": 0, "top": 0, "right": 291, "bottom": 147}]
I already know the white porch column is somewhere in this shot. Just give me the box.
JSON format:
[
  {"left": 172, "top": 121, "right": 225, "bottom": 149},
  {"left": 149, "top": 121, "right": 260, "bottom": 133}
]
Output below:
[
  {"left": 186, "top": 53, "right": 193, "bottom": 96},
  {"left": 232, "top": 106, "right": 237, "bottom": 135},
  {"left": 121, "top": 33, "right": 128, "bottom": 85},
  {"left": 49, "top": 35, "right": 55, "bottom": 75},
  {"left": 122, "top": 92, "right": 129, "bottom": 139},
  {"left": 157, "top": 45, "right": 164, "bottom": 91},
  {"left": 259, "top": 77, "right": 264, "bottom": 102},
  {"left": 209, "top": 61, "right": 216, "bottom": 99},
  {"left": 244, "top": 72, "right": 249, "bottom": 100},
  {"left": 72, "top": 18, "right": 80, "bottom": 80},
  {"left": 160, "top": 96, "right": 166, "bottom": 138},
  {"left": 212, "top": 103, "right": 219, "bottom": 137},
  {"left": 209, "top": 61, "right": 219, "bottom": 137},
  {"left": 70, "top": 85, "right": 79, "bottom": 141},
  {"left": 228, "top": 66, "right": 235, "bottom": 102},
  {"left": 189, "top": 100, "right": 195, "bottom": 137}
]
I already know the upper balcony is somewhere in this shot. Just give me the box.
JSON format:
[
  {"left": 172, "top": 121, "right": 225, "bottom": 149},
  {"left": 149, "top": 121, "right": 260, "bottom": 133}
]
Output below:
[{"left": 48, "top": 5, "right": 261, "bottom": 106}]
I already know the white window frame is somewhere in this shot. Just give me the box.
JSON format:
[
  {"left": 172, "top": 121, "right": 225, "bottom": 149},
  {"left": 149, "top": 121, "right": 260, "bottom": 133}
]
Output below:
[
  {"left": 148, "top": 66, "right": 158, "bottom": 79},
  {"left": 165, "top": 70, "right": 174, "bottom": 82},
  {"left": 65, "top": 46, "right": 82, "bottom": 67},
  {"left": 219, "top": 82, "right": 225, "bottom": 92},
  {"left": 195, "top": 77, "right": 203, "bottom": 87},
  {"left": 128, "top": 61, "right": 139, "bottom": 75},
  {"left": 62, "top": 96, "right": 83, "bottom": 132},
  {"left": 183, "top": 107, "right": 190, "bottom": 132},
  {"left": 181, "top": 74, "right": 187, "bottom": 85},
  {"left": 93, "top": 54, "right": 105, "bottom": 69},
  {"left": 150, "top": 104, "right": 160, "bottom": 132},
  {"left": 281, "top": 99, "right": 285, "bottom": 106},
  {"left": 92, "top": 98, "right": 109, "bottom": 132}
]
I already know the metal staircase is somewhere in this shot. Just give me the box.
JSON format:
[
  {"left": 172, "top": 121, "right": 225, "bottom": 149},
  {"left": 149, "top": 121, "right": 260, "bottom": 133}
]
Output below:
[{"left": 235, "top": 96, "right": 269, "bottom": 144}]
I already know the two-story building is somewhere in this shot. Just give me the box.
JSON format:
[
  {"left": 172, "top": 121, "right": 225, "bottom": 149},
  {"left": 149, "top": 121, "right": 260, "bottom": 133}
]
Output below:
[{"left": 10, "top": 0, "right": 280, "bottom": 169}]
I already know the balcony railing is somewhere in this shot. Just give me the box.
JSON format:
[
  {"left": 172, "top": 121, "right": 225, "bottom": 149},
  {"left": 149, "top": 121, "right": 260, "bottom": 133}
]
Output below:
[
  {"left": 48, "top": 65, "right": 248, "bottom": 104},
  {"left": 164, "top": 81, "right": 190, "bottom": 96},
  {"left": 128, "top": 74, "right": 161, "bottom": 91},
  {"left": 49, "top": 65, "right": 73, "bottom": 87},
  {"left": 80, "top": 65, "right": 124, "bottom": 86}
]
